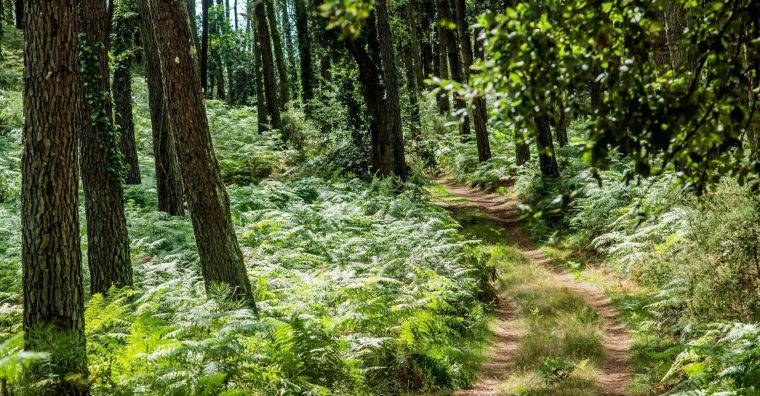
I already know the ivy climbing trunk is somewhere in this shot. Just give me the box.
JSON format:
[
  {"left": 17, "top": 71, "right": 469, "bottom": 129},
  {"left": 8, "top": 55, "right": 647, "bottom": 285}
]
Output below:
[
  {"left": 295, "top": 0, "right": 314, "bottom": 103},
  {"left": 78, "top": 0, "right": 133, "bottom": 296},
  {"left": 137, "top": 0, "right": 185, "bottom": 216},
  {"left": 113, "top": 5, "right": 141, "bottom": 185},
  {"left": 22, "top": 1, "right": 88, "bottom": 393},
  {"left": 253, "top": 0, "right": 282, "bottom": 130},
  {"left": 266, "top": 0, "right": 289, "bottom": 108},
  {"left": 143, "top": 0, "right": 254, "bottom": 303}
]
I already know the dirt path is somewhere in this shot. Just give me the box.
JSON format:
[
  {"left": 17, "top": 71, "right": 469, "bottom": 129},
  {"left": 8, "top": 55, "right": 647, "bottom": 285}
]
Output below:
[{"left": 435, "top": 179, "right": 632, "bottom": 396}]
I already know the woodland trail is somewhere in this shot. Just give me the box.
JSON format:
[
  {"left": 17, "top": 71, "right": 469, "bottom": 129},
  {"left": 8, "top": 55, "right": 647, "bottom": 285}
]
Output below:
[{"left": 433, "top": 178, "right": 632, "bottom": 396}]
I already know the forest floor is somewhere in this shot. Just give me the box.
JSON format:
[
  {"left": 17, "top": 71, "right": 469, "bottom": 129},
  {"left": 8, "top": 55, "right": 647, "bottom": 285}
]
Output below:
[{"left": 430, "top": 178, "right": 633, "bottom": 396}]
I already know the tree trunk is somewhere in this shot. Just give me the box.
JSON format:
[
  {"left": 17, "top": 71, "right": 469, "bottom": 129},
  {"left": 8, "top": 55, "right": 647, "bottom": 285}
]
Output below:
[
  {"left": 22, "top": 2, "right": 88, "bottom": 393},
  {"left": 555, "top": 98, "right": 569, "bottom": 147},
  {"left": 188, "top": 0, "right": 202, "bottom": 57},
  {"left": 433, "top": 29, "right": 450, "bottom": 114},
  {"left": 376, "top": 0, "right": 406, "bottom": 179},
  {"left": 201, "top": 0, "right": 210, "bottom": 94},
  {"left": 13, "top": 0, "right": 21, "bottom": 29},
  {"left": 405, "top": 5, "right": 425, "bottom": 92},
  {"left": 137, "top": 0, "right": 185, "bottom": 216},
  {"left": 281, "top": 0, "right": 299, "bottom": 99},
  {"left": 266, "top": 0, "right": 289, "bottom": 108},
  {"left": 78, "top": 0, "right": 133, "bottom": 295},
  {"left": 143, "top": 0, "right": 253, "bottom": 303},
  {"left": 113, "top": 7, "right": 141, "bottom": 185},
  {"left": 294, "top": 0, "right": 314, "bottom": 103},
  {"left": 213, "top": 0, "right": 226, "bottom": 100},
  {"left": 253, "top": 0, "right": 282, "bottom": 130},
  {"left": 404, "top": 47, "right": 422, "bottom": 142},
  {"left": 453, "top": 0, "right": 490, "bottom": 161},
  {"left": 250, "top": 14, "right": 269, "bottom": 132},
  {"left": 436, "top": 0, "right": 470, "bottom": 136},
  {"left": 515, "top": 135, "right": 530, "bottom": 166},
  {"left": 535, "top": 116, "right": 560, "bottom": 178}
]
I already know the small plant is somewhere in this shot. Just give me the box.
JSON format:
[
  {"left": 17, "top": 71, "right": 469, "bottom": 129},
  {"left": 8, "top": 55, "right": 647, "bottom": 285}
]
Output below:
[{"left": 538, "top": 357, "right": 576, "bottom": 385}]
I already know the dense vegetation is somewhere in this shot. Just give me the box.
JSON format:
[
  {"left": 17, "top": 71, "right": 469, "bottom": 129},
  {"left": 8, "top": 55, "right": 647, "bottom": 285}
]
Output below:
[{"left": 1, "top": 0, "right": 759, "bottom": 394}]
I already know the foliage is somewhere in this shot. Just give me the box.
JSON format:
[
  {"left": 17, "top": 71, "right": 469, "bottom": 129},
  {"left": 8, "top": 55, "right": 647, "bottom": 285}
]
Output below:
[{"left": 539, "top": 357, "right": 577, "bottom": 385}]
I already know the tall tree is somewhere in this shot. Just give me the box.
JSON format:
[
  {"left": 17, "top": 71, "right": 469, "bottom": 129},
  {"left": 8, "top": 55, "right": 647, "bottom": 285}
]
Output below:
[
  {"left": 212, "top": 0, "right": 227, "bottom": 99},
  {"left": 436, "top": 0, "right": 470, "bottom": 136},
  {"left": 250, "top": 12, "right": 269, "bottom": 132},
  {"left": 13, "top": 0, "right": 20, "bottom": 29},
  {"left": 142, "top": 0, "right": 253, "bottom": 302},
  {"left": 78, "top": 0, "right": 133, "bottom": 295},
  {"left": 453, "top": 0, "right": 491, "bottom": 161},
  {"left": 201, "top": 0, "right": 210, "bottom": 94},
  {"left": 253, "top": 0, "right": 282, "bottom": 130},
  {"left": 112, "top": 0, "right": 142, "bottom": 184},
  {"left": 294, "top": 0, "right": 314, "bottom": 103},
  {"left": 22, "top": 1, "right": 88, "bottom": 392},
  {"left": 375, "top": 0, "right": 406, "bottom": 179},
  {"left": 281, "top": 0, "right": 299, "bottom": 99},
  {"left": 266, "top": 0, "right": 289, "bottom": 108},
  {"left": 137, "top": 0, "right": 185, "bottom": 216}
]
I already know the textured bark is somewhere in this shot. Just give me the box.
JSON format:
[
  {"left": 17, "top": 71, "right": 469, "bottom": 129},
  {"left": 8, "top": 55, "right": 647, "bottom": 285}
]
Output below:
[
  {"left": 137, "top": 0, "right": 185, "bottom": 216},
  {"left": 143, "top": 0, "right": 253, "bottom": 302},
  {"left": 266, "top": 0, "right": 289, "bottom": 108},
  {"left": 535, "top": 116, "right": 560, "bottom": 178},
  {"left": 113, "top": 9, "right": 141, "bottom": 185},
  {"left": 22, "top": 1, "right": 88, "bottom": 393},
  {"left": 294, "top": 0, "right": 314, "bottom": 103},
  {"left": 436, "top": 0, "right": 470, "bottom": 136},
  {"left": 376, "top": 0, "right": 406, "bottom": 179},
  {"left": 253, "top": 0, "right": 282, "bottom": 130},
  {"left": 201, "top": 0, "right": 209, "bottom": 94},
  {"left": 78, "top": 0, "right": 133, "bottom": 295}
]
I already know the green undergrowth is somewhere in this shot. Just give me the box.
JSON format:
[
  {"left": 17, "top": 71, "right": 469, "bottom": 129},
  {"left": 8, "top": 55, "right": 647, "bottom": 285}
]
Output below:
[
  {"left": 0, "top": 75, "right": 495, "bottom": 394},
  {"left": 437, "top": 114, "right": 760, "bottom": 394}
]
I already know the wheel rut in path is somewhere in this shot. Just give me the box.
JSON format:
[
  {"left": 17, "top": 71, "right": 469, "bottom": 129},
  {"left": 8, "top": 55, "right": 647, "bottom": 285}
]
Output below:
[{"left": 435, "top": 179, "right": 632, "bottom": 396}]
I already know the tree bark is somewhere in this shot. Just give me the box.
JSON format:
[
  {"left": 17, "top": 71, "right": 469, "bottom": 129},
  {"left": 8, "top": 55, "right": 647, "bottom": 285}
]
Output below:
[
  {"left": 404, "top": 47, "right": 422, "bottom": 142},
  {"left": 22, "top": 1, "right": 88, "bottom": 393},
  {"left": 253, "top": 0, "right": 282, "bottom": 130},
  {"left": 13, "top": 0, "right": 21, "bottom": 29},
  {"left": 294, "top": 0, "right": 314, "bottom": 103},
  {"left": 433, "top": 29, "right": 450, "bottom": 114},
  {"left": 376, "top": 0, "right": 406, "bottom": 179},
  {"left": 137, "top": 0, "right": 185, "bottom": 216},
  {"left": 78, "top": 0, "right": 133, "bottom": 295},
  {"left": 143, "top": 0, "right": 253, "bottom": 303},
  {"left": 188, "top": 0, "right": 202, "bottom": 57},
  {"left": 266, "top": 0, "right": 289, "bottom": 108},
  {"left": 113, "top": 7, "right": 141, "bottom": 185},
  {"left": 535, "top": 116, "right": 560, "bottom": 178}
]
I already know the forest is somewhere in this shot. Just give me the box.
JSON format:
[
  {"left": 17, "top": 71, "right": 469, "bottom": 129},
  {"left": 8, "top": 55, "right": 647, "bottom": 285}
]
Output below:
[{"left": 0, "top": 0, "right": 758, "bottom": 394}]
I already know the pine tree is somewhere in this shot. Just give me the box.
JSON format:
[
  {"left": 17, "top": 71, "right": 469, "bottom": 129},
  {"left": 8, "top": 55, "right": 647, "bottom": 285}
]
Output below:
[
  {"left": 141, "top": 0, "right": 254, "bottom": 303},
  {"left": 22, "top": 1, "right": 88, "bottom": 392}
]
